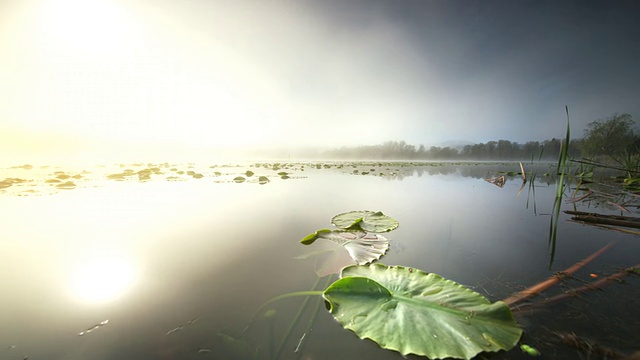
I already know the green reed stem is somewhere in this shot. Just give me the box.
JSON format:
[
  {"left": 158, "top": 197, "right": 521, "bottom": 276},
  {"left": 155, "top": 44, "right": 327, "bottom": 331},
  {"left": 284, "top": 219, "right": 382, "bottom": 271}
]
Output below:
[
  {"left": 273, "top": 275, "right": 326, "bottom": 360},
  {"left": 294, "top": 274, "right": 335, "bottom": 359}
]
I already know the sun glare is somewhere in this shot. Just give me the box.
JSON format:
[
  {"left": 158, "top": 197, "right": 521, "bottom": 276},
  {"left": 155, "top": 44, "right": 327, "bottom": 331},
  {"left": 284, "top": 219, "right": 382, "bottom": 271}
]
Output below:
[
  {"left": 70, "top": 255, "right": 137, "bottom": 304},
  {"left": 36, "top": 0, "right": 136, "bottom": 55}
]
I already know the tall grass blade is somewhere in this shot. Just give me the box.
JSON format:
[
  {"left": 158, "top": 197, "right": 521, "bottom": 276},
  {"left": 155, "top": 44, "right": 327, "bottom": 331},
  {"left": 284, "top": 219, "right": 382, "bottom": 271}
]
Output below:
[{"left": 548, "top": 106, "right": 571, "bottom": 267}]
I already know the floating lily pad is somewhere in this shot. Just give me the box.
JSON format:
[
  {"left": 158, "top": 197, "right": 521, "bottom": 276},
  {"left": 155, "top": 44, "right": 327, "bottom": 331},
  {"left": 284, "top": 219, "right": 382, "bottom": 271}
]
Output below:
[
  {"left": 233, "top": 176, "right": 246, "bottom": 183},
  {"left": 258, "top": 176, "right": 269, "bottom": 184},
  {"left": 323, "top": 264, "right": 522, "bottom": 359},
  {"left": 0, "top": 178, "right": 27, "bottom": 189},
  {"left": 331, "top": 211, "right": 399, "bottom": 232},
  {"left": 107, "top": 173, "right": 126, "bottom": 180},
  {"left": 56, "top": 181, "right": 77, "bottom": 189},
  {"left": 300, "top": 230, "right": 389, "bottom": 265}
]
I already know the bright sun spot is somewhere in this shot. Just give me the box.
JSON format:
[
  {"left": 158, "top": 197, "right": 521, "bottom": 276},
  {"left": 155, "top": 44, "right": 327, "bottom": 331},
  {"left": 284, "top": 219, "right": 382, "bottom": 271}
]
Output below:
[
  {"left": 36, "top": 0, "right": 137, "bottom": 55},
  {"left": 71, "top": 255, "right": 137, "bottom": 304}
]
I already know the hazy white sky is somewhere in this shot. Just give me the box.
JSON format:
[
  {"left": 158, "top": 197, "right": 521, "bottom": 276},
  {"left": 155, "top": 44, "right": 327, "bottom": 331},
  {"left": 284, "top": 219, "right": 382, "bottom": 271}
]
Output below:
[{"left": 1, "top": 0, "right": 639, "bottom": 162}]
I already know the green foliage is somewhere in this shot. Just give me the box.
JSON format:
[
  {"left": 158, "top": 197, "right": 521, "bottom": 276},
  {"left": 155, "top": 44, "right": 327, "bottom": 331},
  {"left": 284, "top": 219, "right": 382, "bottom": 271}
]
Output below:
[
  {"left": 294, "top": 211, "right": 522, "bottom": 359},
  {"left": 299, "top": 229, "right": 332, "bottom": 245},
  {"left": 299, "top": 230, "right": 389, "bottom": 265},
  {"left": 331, "top": 210, "right": 399, "bottom": 232},
  {"left": 520, "top": 344, "right": 541, "bottom": 357},
  {"left": 582, "top": 113, "right": 635, "bottom": 159},
  {"left": 323, "top": 264, "right": 523, "bottom": 359}
]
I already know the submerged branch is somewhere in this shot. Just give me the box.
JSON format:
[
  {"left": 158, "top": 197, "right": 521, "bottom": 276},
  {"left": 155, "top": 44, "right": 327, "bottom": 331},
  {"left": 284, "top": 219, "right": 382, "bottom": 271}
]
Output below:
[
  {"left": 566, "top": 210, "right": 640, "bottom": 229},
  {"left": 538, "top": 264, "right": 639, "bottom": 306},
  {"left": 568, "top": 220, "right": 640, "bottom": 236},
  {"left": 503, "top": 242, "right": 616, "bottom": 307},
  {"left": 571, "top": 158, "right": 640, "bottom": 175},
  {"left": 512, "top": 264, "right": 639, "bottom": 314}
]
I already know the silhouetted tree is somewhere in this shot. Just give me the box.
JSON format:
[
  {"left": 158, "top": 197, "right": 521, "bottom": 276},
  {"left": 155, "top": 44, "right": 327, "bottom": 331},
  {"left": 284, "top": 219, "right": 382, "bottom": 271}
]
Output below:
[{"left": 582, "top": 113, "right": 635, "bottom": 159}]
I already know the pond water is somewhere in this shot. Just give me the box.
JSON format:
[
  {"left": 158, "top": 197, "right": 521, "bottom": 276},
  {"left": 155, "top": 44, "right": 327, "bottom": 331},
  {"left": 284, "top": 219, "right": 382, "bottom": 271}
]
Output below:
[{"left": 1, "top": 162, "right": 638, "bottom": 359}]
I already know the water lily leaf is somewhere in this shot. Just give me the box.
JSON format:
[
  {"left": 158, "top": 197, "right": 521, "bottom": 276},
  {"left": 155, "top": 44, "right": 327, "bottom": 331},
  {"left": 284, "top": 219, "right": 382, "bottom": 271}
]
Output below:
[
  {"left": 301, "top": 230, "right": 389, "bottom": 265},
  {"left": 300, "top": 229, "right": 333, "bottom": 245},
  {"left": 331, "top": 211, "right": 399, "bottom": 232},
  {"left": 323, "top": 264, "right": 523, "bottom": 359},
  {"left": 294, "top": 243, "right": 354, "bottom": 277}
]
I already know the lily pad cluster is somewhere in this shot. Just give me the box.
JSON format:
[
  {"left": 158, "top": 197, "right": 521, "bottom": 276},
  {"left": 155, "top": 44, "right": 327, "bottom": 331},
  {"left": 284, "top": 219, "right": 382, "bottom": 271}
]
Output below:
[
  {"left": 300, "top": 210, "right": 397, "bottom": 266},
  {"left": 297, "top": 211, "right": 522, "bottom": 359}
]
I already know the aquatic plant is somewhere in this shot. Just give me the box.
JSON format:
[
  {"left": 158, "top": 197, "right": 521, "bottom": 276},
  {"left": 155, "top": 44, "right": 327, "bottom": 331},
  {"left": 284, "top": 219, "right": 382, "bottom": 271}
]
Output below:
[
  {"left": 324, "top": 264, "right": 522, "bottom": 359},
  {"left": 240, "top": 211, "right": 524, "bottom": 359},
  {"left": 548, "top": 106, "right": 572, "bottom": 267}
]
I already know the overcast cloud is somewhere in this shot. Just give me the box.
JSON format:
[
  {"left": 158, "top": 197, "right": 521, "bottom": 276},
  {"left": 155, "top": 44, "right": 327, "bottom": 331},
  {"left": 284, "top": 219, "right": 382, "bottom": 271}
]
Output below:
[{"left": 1, "top": 0, "right": 638, "bottom": 162}]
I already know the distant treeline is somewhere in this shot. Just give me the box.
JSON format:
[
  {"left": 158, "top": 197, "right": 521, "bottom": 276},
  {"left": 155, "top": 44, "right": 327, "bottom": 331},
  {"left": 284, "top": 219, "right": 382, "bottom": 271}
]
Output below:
[
  {"left": 322, "top": 113, "right": 639, "bottom": 162},
  {"left": 322, "top": 139, "right": 583, "bottom": 161}
]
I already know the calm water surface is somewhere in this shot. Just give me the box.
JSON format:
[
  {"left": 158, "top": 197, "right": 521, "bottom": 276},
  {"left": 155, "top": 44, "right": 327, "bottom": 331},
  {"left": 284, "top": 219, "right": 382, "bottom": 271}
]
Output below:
[{"left": 1, "top": 162, "right": 638, "bottom": 359}]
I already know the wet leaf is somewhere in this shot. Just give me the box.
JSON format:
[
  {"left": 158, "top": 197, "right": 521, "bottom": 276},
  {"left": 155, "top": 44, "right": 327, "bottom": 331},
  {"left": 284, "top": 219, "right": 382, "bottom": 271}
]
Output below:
[
  {"left": 295, "top": 241, "right": 359, "bottom": 276},
  {"left": 323, "top": 264, "right": 522, "bottom": 359},
  {"left": 56, "top": 181, "right": 77, "bottom": 189},
  {"left": 299, "top": 229, "right": 332, "bottom": 245},
  {"left": 331, "top": 211, "right": 399, "bottom": 232},
  {"left": 301, "top": 230, "right": 389, "bottom": 265}
]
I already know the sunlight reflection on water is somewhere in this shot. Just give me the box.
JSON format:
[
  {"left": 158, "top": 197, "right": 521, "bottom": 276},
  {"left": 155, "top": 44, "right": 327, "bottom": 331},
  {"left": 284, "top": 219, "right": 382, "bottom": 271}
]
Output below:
[{"left": 0, "top": 162, "right": 638, "bottom": 359}]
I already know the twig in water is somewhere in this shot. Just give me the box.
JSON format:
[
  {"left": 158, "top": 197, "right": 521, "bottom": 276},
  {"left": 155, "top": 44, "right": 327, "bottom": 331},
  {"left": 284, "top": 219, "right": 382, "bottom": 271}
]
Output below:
[
  {"left": 78, "top": 320, "right": 109, "bottom": 336},
  {"left": 502, "top": 242, "right": 616, "bottom": 306}
]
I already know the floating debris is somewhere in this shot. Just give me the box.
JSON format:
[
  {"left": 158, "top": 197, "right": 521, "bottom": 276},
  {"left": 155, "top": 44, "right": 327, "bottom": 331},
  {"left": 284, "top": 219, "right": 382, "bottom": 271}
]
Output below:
[
  {"left": 165, "top": 326, "right": 184, "bottom": 335},
  {"left": 78, "top": 320, "right": 109, "bottom": 336},
  {"left": 520, "top": 344, "right": 540, "bottom": 357},
  {"left": 166, "top": 317, "right": 199, "bottom": 335},
  {"left": 485, "top": 175, "right": 506, "bottom": 188}
]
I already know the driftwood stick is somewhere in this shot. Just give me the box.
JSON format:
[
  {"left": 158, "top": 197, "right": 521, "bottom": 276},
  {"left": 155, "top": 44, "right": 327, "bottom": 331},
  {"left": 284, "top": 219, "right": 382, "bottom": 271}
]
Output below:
[
  {"left": 566, "top": 211, "right": 640, "bottom": 229},
  {"left": 512, "top": 264, "right": 639, "bottom": 314},
  {"left": 539, "top": 264, "right": 639, "bottom": 305},
  {"left": 503, "top": 242, "right": 616, "bottom": 307},
  {"left": 565, "top": 210, "right": 640, "bottom": 222},
  {"left": 568, "top": 220, "right": 640, "bottom": 236}
]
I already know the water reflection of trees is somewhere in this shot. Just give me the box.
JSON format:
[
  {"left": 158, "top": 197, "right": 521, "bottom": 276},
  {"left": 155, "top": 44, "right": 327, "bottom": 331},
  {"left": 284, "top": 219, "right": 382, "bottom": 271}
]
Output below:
[{"left": 359, "top": 163, "right": 556, "bottom": 182}]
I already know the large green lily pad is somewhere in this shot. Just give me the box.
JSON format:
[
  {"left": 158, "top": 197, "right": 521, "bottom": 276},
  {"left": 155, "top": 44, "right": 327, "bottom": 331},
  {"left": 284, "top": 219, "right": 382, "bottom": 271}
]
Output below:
[
  {"left": 323, "top": 264, "right": 522, "bottom": 359},
  {"left": 331, "top": 211, "right": 399, "bottom": 232}
]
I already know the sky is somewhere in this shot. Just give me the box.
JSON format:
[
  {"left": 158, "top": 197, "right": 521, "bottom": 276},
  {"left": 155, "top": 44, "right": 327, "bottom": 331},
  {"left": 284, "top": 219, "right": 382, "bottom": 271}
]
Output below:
[{"left": 1, "top": 0, "right": 639, "bottom": 162}]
